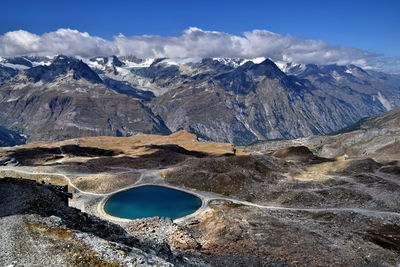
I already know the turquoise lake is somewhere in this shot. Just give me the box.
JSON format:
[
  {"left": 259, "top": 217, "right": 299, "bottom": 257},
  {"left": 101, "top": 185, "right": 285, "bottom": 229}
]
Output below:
[{"left": 104, "top": 185, "right": 202, "bottom": 220}]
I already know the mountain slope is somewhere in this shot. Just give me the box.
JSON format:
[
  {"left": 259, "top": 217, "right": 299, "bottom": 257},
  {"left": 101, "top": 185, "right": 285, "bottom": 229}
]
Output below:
[
  {"left": 319, "top": 107, "right": 400, "bottom": 160},
  {"left": 152, "top": 59, "right": 386, "bottom": 145},
  {"left": 1, "top": 55, "right": 400, "bottom": 145},
  {"left": 243, "top": 106, "right": 400, "bottom": 161},
  {"left": 285, "top": 63, "right": 400, "bottom": 113},
  {"left": 0, "top": 57, "right": 170, "bottom": 141},
  {"left": 359, "top": 107, "right": 400, "bottom": 129},
  {"left": 0, "top": 65, "right": 18, "bottom": 86},
  {"left": 91, "top": 56, "right": 400, "bottom": 145},
  {"left": 0, "top": 125, "right": 25, "bottom": 147}
]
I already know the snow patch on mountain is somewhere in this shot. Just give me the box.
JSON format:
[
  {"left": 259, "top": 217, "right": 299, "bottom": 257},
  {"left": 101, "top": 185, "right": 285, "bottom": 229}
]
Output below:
[
  {"left": 123, "top": 58, "right": 155, "bottom": 68},
  {"left": 162, "top": 57, "right": 202, "bottom": 66},
  {"left": 332, "top": 71, "right": 343, "bottom": 81},
  {"left": 249, "top": 57, "right": 267, "bottom": 64},
  {"left": 275, "top": 61, "right": 307, "bottom": 74},
  {"left": 375, "top": 92, "right": 392, "bottom": 111},
  {"left": 212, "top": 57, "right": 267, "bottom": 68},
  {"left": 1, "top": 62, "right": 30, "bottom": 70},
  {"left": 345, "top": 69, "right": 353, "bottom": 74}
]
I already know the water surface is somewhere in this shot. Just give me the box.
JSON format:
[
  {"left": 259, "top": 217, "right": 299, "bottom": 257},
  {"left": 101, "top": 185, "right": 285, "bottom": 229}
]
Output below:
[{"left": 104, "top": 185, "right": 202, "bottom": 220}]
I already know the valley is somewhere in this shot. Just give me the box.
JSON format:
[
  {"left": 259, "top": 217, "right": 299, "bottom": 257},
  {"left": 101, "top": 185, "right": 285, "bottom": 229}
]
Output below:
[
  {"left": 1, "top": 109, "right": 399, "bottom": 265},
  {"left": 0, "top": 54, "right": 399, "bottom": 267},
  {"left": 0, "top": 55, "right": 399, "bottom": 145}
]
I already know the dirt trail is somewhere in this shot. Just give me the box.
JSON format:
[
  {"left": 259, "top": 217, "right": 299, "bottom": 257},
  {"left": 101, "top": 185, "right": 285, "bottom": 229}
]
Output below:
[{"left": 2, "top": 168, "right": 400, "bottom": 219}]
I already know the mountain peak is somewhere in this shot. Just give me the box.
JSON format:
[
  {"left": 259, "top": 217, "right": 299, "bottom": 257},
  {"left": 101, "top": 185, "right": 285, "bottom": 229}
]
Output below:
[
  {"left": 112, "top": 55, "right": 125, "bottom": 67},
  {"left": 53, "top": 55, "right": 76, "bottom": 64},
  {"left": 24, "top": 55, "right": 103, "bottom": 84},
  {"left": 243, "top": 58, "right": 286, "bottom": 79}
]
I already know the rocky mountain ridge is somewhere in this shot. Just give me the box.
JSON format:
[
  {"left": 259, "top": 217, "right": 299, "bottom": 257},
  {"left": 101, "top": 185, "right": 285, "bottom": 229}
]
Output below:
[
  {"left": 0, "top": 57, "right": 170, "bottom": 142},
  {"left": 0, "top": 55, "right": 399, "bottom": 145},
  {"left": 243, "top": 106, "right": 400, "bottom": 161}
]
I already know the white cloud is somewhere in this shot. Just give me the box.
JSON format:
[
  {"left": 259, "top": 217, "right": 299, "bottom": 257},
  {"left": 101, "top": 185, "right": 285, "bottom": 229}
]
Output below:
[
  {"left": 0, "top": 27, "right": 398, "bottom": 72},
  {"left": 0, "top": 29, "right": 117, "bottom": 57}
]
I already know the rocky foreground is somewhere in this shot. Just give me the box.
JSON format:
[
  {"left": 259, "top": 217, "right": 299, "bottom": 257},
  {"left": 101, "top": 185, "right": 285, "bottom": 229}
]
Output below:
[
  {"left": 0, "top": 123, "right": 400, "bottom": 266},
  {"left": 0, "top": 177, "right": 200, "bottom": 266}
]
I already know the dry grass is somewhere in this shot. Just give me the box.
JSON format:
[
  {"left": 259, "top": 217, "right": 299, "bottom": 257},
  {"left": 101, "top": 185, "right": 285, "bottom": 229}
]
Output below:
[
  {"left": 11, "top": 130, "right": 238, "bottom": 158},
  {"left": 291, "top": 160, "right": 351, "bottom": 181},
  {"left": 27, "top": 223, "right": 73, "bottom": 240},
  {"left": 71, "top": 250, "right": 120, "bottom": 267},
  {"left": 73, "top": 172, "right": 141, "bottom": 194},
  {"left": 0, "top": 171, "right": 67, "bottom": 185}
]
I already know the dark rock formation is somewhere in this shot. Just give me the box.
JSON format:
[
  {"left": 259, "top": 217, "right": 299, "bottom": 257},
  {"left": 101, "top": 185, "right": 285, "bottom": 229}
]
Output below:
[
  {"left": 0, "top": 65, "right": 18, "bottom": 86},
  {"left": 0, "top": 125, "right": 25, "bottom": 147},
  {"left": 25, "top": 55, "right": 103, "bottom": 84}
]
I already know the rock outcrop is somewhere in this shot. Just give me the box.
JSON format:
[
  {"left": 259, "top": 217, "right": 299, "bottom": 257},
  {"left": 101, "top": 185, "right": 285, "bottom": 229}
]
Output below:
[{"left": 0, "top": 125, "right": 25, "bottom": 147}]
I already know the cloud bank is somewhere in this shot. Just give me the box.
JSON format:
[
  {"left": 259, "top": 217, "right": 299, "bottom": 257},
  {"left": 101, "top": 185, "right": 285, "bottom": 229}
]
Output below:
[{"left": 0, "top": 27, "right": 398, "bottom": 71}]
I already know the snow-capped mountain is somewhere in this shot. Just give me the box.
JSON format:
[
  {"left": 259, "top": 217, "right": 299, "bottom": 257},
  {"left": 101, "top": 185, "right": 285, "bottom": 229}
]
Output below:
[{"left": 0, "top": 55, "right": 399, "bottom": 145}]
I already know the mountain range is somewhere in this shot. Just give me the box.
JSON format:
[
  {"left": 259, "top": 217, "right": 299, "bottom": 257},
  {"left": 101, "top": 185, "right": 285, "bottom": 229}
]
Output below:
[{"left": 0, "top": 55, "right": 399, "bottom": 145}]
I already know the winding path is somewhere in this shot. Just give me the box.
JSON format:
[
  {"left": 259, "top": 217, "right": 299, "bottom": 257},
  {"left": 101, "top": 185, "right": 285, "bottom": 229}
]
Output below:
[
  {"left": 1, "top": 167, "right": 400, "bottom": 218},
  {"left": 0, "top": 168, "right": 105, "bottom": 196}
]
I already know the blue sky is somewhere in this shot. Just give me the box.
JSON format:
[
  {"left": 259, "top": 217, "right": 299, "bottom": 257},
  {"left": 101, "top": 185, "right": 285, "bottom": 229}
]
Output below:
[
  {"left": 1, "top": 0, "right": 399, "bottom": 57},
  {"left": 0, "top": 0, "right": 399, "bottom": 72}
]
